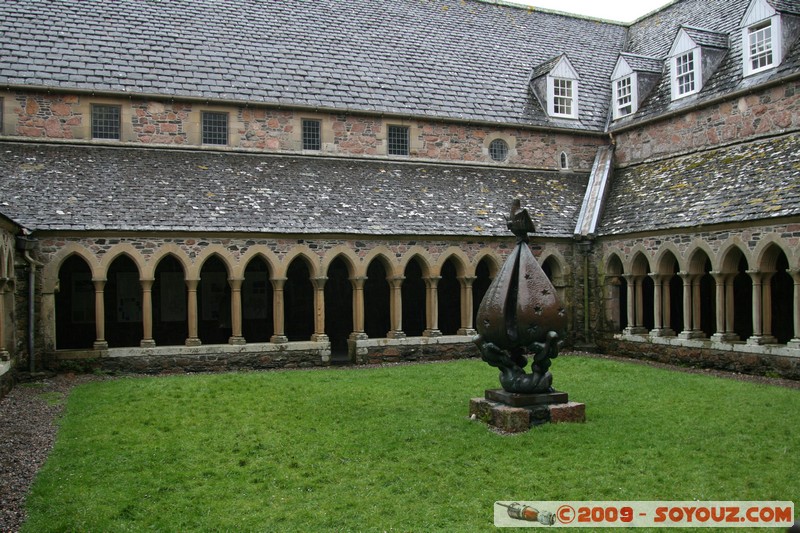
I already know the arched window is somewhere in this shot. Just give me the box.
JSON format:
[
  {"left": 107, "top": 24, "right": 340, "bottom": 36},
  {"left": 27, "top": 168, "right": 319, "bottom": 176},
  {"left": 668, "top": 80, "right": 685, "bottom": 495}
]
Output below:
[{"left": 559, "top": 151, "right": 569, "bottom": 170}]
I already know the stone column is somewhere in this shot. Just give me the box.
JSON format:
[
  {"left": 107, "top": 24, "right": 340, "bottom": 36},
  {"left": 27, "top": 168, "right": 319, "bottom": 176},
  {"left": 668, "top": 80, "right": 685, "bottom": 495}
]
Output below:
[
  {"left": 648, "top": 273, "right": 664, "bottom": 337},
  {"left": 423, "top": 276, "right": 441, "bottom": 337},
  {"left": 270, "top": 277, "right": 288, "bottom": 343},
  {"left": 349, "top": 276, "right": 368, "bottom": 341},
  {"left": 788, "top": 268, "right": 800, "bottom": 349},
  {"left": 185, "top": 278, "right": 201, "bottom": 346},
  {"left": 140, "top": 278, "right": 156, "bottom": 347},
  {"left": 93, "top": 278, "right": 109, "bottom": 350},
  {"left": 310, "top": 276, "right": 329, "bottom": 342},
  {"left": 634, "top": 275, "right": 645, "bottom": 331},
  {"left": 458, "top": 276, "right": 476, "bottom": 336},
  {"left": 710, "top": 272, "right": 737, "bottom": 342},
  {"left": 621, "top": 274, "right": 645, "bottom": 334},
  {"left": 387, "top": 276, "right": 406, "bottom": 339},
  {"left": 745, "top": 270, "right": 775, "bottom": 345},
  {"left": 228, "top": 278, "right": 245, "bottom": 345},
  {"left": 678, "top": 272, "right": 693, "bottom": 339}
]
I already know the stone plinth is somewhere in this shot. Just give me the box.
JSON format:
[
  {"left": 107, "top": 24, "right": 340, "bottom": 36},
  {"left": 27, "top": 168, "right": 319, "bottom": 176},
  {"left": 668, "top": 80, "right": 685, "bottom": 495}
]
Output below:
[{"left": 470, "top": 390, "right": 585, "bottom": 433}]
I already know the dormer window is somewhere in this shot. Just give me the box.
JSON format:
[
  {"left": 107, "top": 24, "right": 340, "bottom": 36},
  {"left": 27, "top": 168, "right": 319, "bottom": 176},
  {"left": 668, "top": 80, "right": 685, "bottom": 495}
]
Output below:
[
  {"left": 529, "top": 55, "right": 581, "bottom": 120},
  {"left": 609, "top": 53, "right": 661, "bottom": 121},
  {"left": 673, "top": 50, "right": 698, "bottom": 98},
  {"left": 741, "top": 0, "right": 785, "bottom": 77},
  {"left": 668, "top": 26, "right": 727, "bottom": 102}
]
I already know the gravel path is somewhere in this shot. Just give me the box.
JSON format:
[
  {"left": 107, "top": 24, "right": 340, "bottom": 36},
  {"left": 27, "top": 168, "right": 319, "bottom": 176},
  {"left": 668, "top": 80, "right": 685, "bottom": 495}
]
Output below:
[{"left": 0, "top": 357, "right": 797, "bottom": 532}]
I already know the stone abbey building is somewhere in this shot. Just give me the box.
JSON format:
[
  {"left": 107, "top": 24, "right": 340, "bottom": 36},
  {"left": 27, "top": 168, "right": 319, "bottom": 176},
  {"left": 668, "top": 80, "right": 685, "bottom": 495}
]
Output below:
[{"left": 0, "top": 0, "right": 799, "bottom": 392}]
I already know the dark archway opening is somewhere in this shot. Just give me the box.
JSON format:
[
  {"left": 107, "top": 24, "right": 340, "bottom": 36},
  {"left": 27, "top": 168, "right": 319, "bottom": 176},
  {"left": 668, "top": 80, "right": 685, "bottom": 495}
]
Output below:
[
  {"left": 152, "top": 255, "right": 187, "bottom": 346},
  {"left": 55, "top": 255, "right": 95, "bottom": 349},
  {"left": 771, "top": 253, "right": 792, "bottom": 344},
  {"left": 472, "top": 259, "right": 492, "bottom": 329},
  {"left": 104, "top": 255, "right": 142, "bottom": 347},
  {"left": 285, "top": 259, "right": 314, "bottom": 341},
  {"left": 242, "top": 258, "right": 273, "bottom": 343},
  {"left": 733, "top": 255, "right": 753, "bottom": 340},
  {"left": 364, "top": 260, "right": 390, "bottom": 338},
  {"left": 438, "top": 259, "right": 461, "bottom": 335},
  {"left": 402, "top": 258, "right": 426, "bottom": 337},
  {"left": 198, "top": 256, "right": 230, "bottom": 345},
  {"left": 325, "top": 257, "right": 353, "bottom": 354}
]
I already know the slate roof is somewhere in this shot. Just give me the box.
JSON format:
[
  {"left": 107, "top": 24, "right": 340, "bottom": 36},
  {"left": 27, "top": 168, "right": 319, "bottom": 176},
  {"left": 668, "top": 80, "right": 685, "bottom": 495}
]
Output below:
[
  {"left": 617, "top": 0, "right": 800, "bottom": 127},
  {"left": 619, "top": 53, "right": 663, "bottom": 74},
  {"left": 0, "top": 0, "right": 627, "bottom": 131},
  {"left": 597, "top": 133, "right": 800, "bottom": 235},
  {"left": 0, "top": 142, "right": 587, "bottom": 238}
]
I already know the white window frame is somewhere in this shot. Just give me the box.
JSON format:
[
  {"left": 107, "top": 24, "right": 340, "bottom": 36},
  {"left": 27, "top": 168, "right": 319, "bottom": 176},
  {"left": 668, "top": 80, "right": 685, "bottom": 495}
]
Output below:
[
  {"left": 743, "top": 16, "right": 781, "bottom": 76},
  {"left": 547, "top": 77, "right": 578, "bottom": 119},
  {"left": 612, "top": 75, "right": 637, "bottom": 119},
  {"left": 671, "top": 48, "right": 700, "bottom": 100}
]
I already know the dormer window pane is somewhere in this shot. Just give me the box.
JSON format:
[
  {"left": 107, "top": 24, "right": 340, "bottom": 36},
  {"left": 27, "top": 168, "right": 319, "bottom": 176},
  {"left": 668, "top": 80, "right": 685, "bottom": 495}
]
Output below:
[
  {"left": 748, "top": 21, "right": 773, "bottom": 71},
  {"left": 675, "top": 52, "right": 696, "bottom": 96},
  {"left": 553, "top": 79, "right": 573, "bottom": 116},
  {"left": 615, "top": 77, "right": 633, "bottom": 117}
]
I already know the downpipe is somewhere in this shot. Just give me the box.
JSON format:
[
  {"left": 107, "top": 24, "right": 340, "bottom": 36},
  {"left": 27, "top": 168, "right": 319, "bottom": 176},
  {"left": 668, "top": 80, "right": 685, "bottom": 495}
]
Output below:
[{"left": 17, "top": 236, "right": 42, "bottom": 373}]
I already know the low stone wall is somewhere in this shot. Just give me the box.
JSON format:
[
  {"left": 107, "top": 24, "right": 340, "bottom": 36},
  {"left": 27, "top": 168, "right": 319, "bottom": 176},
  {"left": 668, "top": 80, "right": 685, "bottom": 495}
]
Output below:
[
  {"left": 0, "top": 361, "right": 13, "bottom": 399},
  {"left": 597, "top": 334, "right": 800, "bottom": 380},
  {"left": 44, "top": 337, "right": 481, "bottom": 374},
  {"left": 352, "top": 335, "right": 480, "bottom": 365}
]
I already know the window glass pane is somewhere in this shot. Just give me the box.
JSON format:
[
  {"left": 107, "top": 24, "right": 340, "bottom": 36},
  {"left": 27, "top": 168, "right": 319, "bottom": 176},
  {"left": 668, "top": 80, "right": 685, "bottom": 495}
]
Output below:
[
  {"left": 553, "top": 78, "right": 573, "bottom": 115},
  {"left": 302, "top": 119, "right": 321, "bottom": 150},
  {"left": 616, "top": 77, "right": 633, "bottom": 116},
  {"left": 489, "top": 139, "right": 508, "bottom": 161},
  {"left": 749, "top": 22, "right": 773, "bottom": 71},
  {"left": 202, "top": 112, "right": 228, "bottom": 145},
  {"left": 387, "top": 125, "right": 409, "bottom": 155},
  {"left": 675, "top": 52, "right": 695, "bottom": 95},
  {"left": 92, "top": 105, "right": 121, "bottom": 140}
]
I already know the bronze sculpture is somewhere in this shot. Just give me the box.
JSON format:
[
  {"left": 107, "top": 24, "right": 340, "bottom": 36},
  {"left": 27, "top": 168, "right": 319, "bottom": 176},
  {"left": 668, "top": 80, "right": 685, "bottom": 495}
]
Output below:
[{"left": 473, "top": 199, "right": 567, "bottom": 394}]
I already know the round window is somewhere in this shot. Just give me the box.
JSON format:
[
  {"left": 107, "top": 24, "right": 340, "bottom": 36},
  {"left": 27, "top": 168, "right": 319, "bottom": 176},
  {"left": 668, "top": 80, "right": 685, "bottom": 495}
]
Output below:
[{"left": 489, "top": 138, "right": 509, "bottom": 162}]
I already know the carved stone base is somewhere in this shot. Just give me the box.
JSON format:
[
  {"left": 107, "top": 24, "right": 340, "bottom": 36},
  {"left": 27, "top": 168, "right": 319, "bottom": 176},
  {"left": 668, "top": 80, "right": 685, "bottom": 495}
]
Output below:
[{"left": 469, "top": 390, "right": 585, "bottom": 433}]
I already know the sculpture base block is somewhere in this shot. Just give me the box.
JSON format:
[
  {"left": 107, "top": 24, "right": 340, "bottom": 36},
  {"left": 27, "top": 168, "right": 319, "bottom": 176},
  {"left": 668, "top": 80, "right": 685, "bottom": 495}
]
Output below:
[
  {"left": 469, "top": 391, "right": 585, "bottom": 433},
  {"left": 484, "top": 389, "right": 568, "bottom": 407}
]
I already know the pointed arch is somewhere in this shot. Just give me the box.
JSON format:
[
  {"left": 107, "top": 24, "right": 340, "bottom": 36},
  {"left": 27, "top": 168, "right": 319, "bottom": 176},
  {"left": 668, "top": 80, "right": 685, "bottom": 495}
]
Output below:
[
  {"left": 362, "top": 246, "right": 398, "bottom": 278},
  {"left": 321, "top": 246, "right": 359, "bottom": 278},
  {"left": 235, "top": 246, "right": 280, "bottom": 280},
  {"left": 142, "top": 243, "right": 191, "bottom": 280},
  {"left": 471, "top": 249, "right": 502, "bottom": 279},
  {"left": 433, "top": 247, "right": 469, "bottom": 278},
  {"left": 98, "top": 244, "right": 145, "bottom": 278},
  {"left": 192, "top": 245, "right": 234, "bottom": 280},
  {"left": 399, "top": 246, "right": 434, "bottom": 278},
  {"left": 278, "top": 246, "right": 321, "bottom": 279},
  {"left": 43, "top": 243, "right": 99, "bottom": 293}
]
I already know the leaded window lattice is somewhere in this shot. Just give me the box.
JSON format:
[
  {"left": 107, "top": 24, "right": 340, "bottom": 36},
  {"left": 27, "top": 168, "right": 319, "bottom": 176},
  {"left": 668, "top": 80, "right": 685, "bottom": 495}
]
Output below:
[
  {"left": 302, "top": 119, "right": 321, "bottom": 151},
  {"left": 202, "top": 111, "right": 228, "bottom": 145},
  {"left": 387, "top": 125, "right": 409, "bottom": 155},
  {"left": 91, "top": 104, "right": 121, "bottom": 140}
]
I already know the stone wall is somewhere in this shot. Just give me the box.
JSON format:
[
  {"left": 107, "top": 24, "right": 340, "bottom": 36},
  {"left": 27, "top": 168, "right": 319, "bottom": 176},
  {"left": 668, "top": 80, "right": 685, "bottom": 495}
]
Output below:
[
  {"left": 612, "top": 79, "right": 800, "bottom": 167},
  {"left": 597, "top": 335, "right": 800, "bottom": 380},
  {"left": 1, "top": 90, "right": 603, "bottom": 171}
]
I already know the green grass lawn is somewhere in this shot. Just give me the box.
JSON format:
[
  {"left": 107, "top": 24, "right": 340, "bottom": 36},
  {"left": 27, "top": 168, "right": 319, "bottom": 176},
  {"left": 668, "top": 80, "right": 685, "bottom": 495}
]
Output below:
[{"left": 23, "top": 355, "right": 799, "bottom": 532}]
